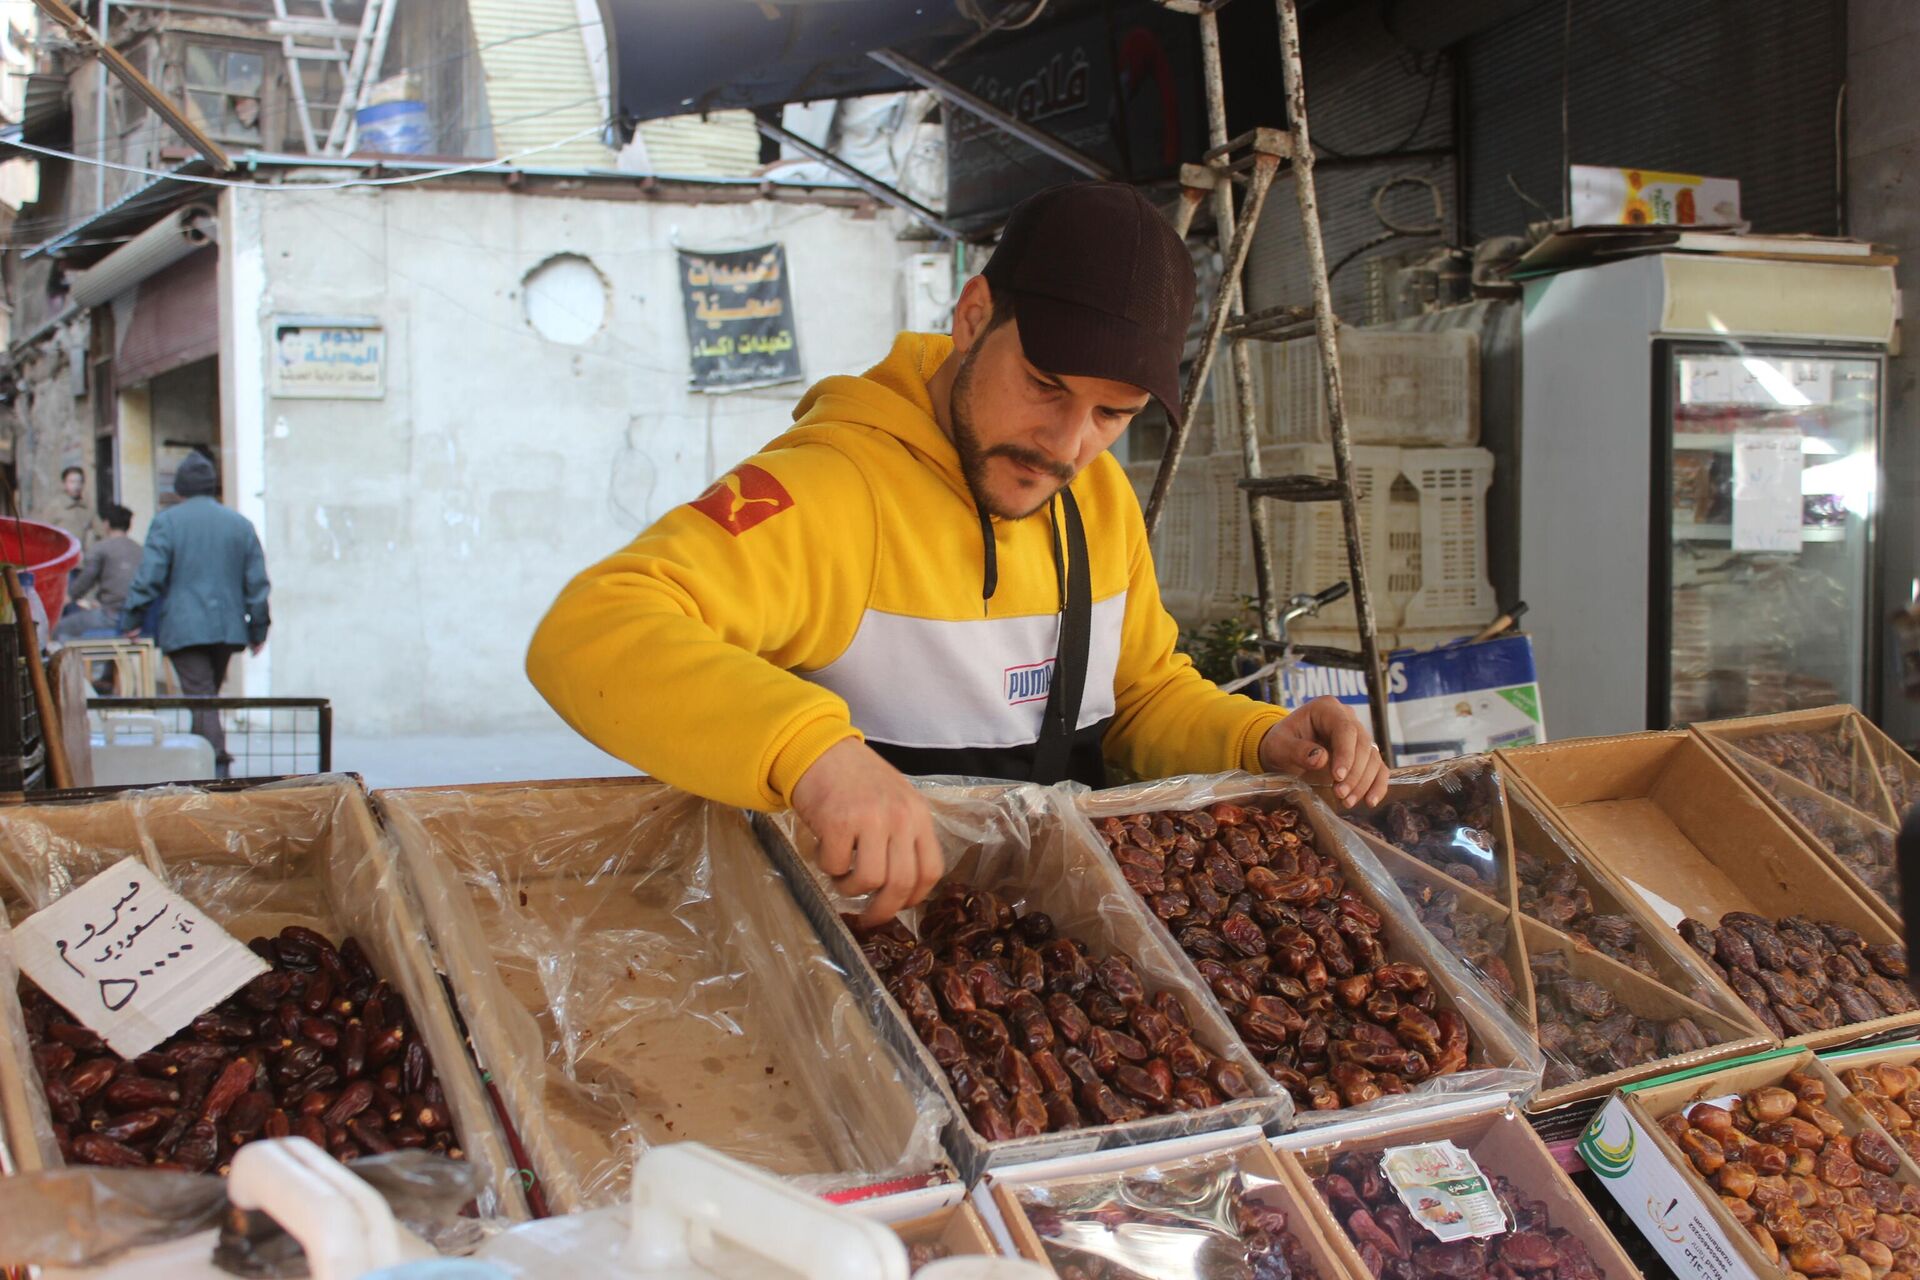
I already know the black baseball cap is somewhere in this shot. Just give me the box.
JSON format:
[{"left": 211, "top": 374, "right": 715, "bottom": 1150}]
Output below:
[{"left": 982, "top": 181, "right": 1197, "bottom": 426}]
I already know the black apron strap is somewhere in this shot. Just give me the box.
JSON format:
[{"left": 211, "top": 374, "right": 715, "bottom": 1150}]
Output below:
[{"left": 1030, "top": 489, "right": 1091, "bottom": 785}]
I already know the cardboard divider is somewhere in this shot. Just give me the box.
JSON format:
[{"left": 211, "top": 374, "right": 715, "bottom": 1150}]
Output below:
[
  {"left": 0, "top": 778, "right": 527, "bottom": 1221},
  {"left": 1717, "top": 740, "right": 1900, "bottom": 928},
  {"left": 1595, "top": 1047, "right": 1920, "bottom": 1279},
  {"left": 1499, "top": 733, "right": 1914, "bottom": 1052},
  {"left": 753, "top": 783, "right": 1288, "bottom": 1185},
  {"left": 891, "top": 1201, "right": 1001, "bottom": 1260},
  {"left": 375, "top": 777, "right": 949, "bottom": 1213},
  {"left": 1361, "top": 833, "right": 1535, "bottom": 1032},
  {"left": 1517, "top": 914, "right": 1773, "bottom": 1111},
  {"left": 1060, "top": 774, "right": 1541, "bottom": 1132},
  {"left": 1692, "top": 705, "right": 1903, "bottom": 826},
  {"left": 1291, "top": 1103, "right": 1639, "bottom": 1280},
  {"left": 992, "top": 1138, "right": 1366, "bottom": 1279},
  {"left": 1506, "top": 783, "right": 1749, "bottom": 1012}
]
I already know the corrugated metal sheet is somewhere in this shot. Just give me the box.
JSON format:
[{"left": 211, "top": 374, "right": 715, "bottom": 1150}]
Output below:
[
  {"left": 1462, "top": 0, "right": 1844, "bottom": 238},
  {"left": 1245, "top": 42, "right": 1456, "bottom": 320},
  {"left": 467, "top": 0, "right": 616, "bottom": 169},
  {"left": 116, "top": 247, "right": 217, "bottom": 386},
  {"left": 634, "top": 111, "right": 762, "bottom": 179}
]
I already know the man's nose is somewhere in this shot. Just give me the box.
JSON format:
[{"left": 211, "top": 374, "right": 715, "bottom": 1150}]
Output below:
[{"left": 1032, "top": 404, "right": 1098, "bottom": 462}]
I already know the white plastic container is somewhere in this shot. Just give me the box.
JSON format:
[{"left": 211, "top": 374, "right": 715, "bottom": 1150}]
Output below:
[{"left": 87, "top": 712, "right": 216, "bottom": 785}]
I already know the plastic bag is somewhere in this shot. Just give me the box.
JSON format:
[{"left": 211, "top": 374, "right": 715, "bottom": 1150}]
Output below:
[
  {"left": 0, "top": 1150, "right": 480, "bottom": 1271},
  {"left": 0, "top": 777, "right": 524, "bottom": 1221},
  {"left": 765, "top": 779, "right": 1289, "bottom": 1180},
  {"left": 1054, "top": 772, "right": 1541, "bottom": 1130},
  {"left": 1346, "top": 759, "right": 1508, "bottom": 898},
  {"left": 375, "top": 778, "right": 948, "bottom": 1212},
  {"left": 1721, "top": 742, "right": 1899, "bottom": 913},
  {"left": 1011, "top": 1141, "right": 1336, "bottom": 1280},
  {"left": 1719, "top": 720, "right": 1888, "bottom": 816},
  {"left": 1299, "top": 1106, "right": 1637, "bottom": 1280}
]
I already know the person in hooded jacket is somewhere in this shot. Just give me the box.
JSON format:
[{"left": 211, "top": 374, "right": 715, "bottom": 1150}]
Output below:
[
  {"left": 528, "top": 182, "right": 1390, "bottom": 925},
  {"left": 121, "top": 451, "right": 271, "bottom": 776}
]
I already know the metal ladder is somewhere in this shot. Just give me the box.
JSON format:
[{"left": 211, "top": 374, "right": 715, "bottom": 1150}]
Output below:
[
  {"left": 1145, "top": 0, "right": 1395, "bottom": 763},
  {"left": 271, "top": 0, "right": 393, "bottom": 156}
]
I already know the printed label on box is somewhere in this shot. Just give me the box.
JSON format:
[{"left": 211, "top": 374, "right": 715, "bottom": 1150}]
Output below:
[
  {"left": 1578, "top": 1097, "right": 1756, "bottom": 1280},
  {"left": 13, "top": 857, "right": 269, "bottom": 1058},
  {"left": 1380, "top": 1141, "right": 1510, "bottom": 1242}
]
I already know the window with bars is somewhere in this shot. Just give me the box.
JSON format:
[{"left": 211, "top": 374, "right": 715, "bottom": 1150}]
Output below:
[{"left": 183, "top": 43, "right": 266, "bottom": 145}]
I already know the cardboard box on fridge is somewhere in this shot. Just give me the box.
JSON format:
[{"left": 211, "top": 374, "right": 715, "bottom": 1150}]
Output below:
[
  {"left": 1576, "top": 1045, "right": 1920, "bottom": 1280},
  {"left": 1275, "top": 634, "right": 1544, "bottom": 765},
  {"left": 1569, "top": 164, "right": 1742, "bottom": 227},
  {"left": 1498, "top": 731, "right": 1916, "bottom": 1052}
]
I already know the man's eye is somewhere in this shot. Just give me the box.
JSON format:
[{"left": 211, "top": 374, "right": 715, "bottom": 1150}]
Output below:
[{"left": 1029, "top": 375, "right": 1060, "bottom": 395}]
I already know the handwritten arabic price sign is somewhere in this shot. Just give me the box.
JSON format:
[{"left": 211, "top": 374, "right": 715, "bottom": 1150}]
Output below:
[
  {"left": 13, "top": 857, "right": 269, "bottom": 1058},
  {"left": 678, "top": 244, "right": 803, "bottom": 391}
]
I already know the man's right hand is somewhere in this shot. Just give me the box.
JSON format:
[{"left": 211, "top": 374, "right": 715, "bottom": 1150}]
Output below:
[{"left": 789, "top": 738, "right": 944, "bottom": 927}]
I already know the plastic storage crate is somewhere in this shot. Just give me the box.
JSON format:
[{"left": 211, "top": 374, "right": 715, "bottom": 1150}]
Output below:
[
  {"left": 1400, "top": 446, "right": 1498, "bottom": 629},
  {"left": 1124, "top": 456, "right": 1215, "bottom": 621},
  {"left": 1253, "top": 326, "right": 1479, "bottom": 447}
]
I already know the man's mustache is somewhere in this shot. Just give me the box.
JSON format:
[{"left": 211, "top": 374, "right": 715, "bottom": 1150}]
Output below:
[{"left": 983, "top": 443, "right": 1073, "bottom": 482}]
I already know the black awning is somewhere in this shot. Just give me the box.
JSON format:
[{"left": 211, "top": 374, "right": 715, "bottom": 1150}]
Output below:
[{"left": 608, "top": 0, "right": 979, "bottom": 123}]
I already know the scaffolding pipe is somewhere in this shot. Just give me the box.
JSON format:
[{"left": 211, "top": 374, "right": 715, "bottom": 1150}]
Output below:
[{"left": 1273, "top": 0, "right": 1394, "bottom": 760}]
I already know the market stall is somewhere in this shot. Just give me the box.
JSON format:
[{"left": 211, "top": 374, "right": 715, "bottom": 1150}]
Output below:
[{"left": 0, "top": 707, "right": 1913, "bottom": 1280}]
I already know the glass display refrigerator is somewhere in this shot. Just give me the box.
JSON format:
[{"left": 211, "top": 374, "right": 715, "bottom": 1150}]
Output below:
[{"left": 1518, "top": 252, "right": 1895, "bottom": 739}]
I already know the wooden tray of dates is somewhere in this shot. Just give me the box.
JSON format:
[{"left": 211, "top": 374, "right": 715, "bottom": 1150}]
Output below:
[
  {"left": 1694, "top": 705, "right": 1919, "bottom": 830},
  {"left": 754, "top": 784, "right": 1287, "bottom": 1183},
  {"left": 1067, "top": 776, "right": 1539, "bottom": 1130},
  {"left": 0, "top": 780, "right": 524, "bottom": 1220},
  {"left": 1293, "top": 1105, "right": 1640, "bottom": 1280},
  {"left": 1498, "top": 733, "right": 1918, "bottom": 1053},
  {"left": 1627, "top": 1047, "right": 1920, "bottom": 1279},
  {"left": 993, "top": 1138, "right": 1365, "bottom": 1280}
]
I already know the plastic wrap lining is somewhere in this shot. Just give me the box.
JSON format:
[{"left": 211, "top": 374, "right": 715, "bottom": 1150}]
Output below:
[
  {"left": 1055, "top": 772, "right": 1542, "bottom": 1129},
  {"left": 768, "top": 779, "right": 1290, "bottom": 1175},
  {"left": 1721, "top": 741, "right": 1899, "bottom": 914},
  {"left": 1009, "top": 1140, "right": 1341, "bottom": 1280},
  {"left": 0, "top": 777, "right": 523, "bottom": 1224},
  {"left": 374, "top": 778, "right": 948, "bottom": 1213}
]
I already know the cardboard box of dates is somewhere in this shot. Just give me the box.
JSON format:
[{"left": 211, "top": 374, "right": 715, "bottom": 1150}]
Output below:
[
  {"left": 1060, "top": 774, "right": 1542, "bottom": 1134},
  {"left": 1693, "top": 706, "right": 1910, "bottom": 927},
  {"left": 1500, "top": 733, "right": 1918, "bottom": 1052},
  {"left": 0, "top": 777, "right": 526, "bottom": 1219},
  {"left": 990, "top": 1136, "right": 1367, "bottom": 1279},
  {"left": 891, "top": 1201, "right": 1004, "bottom": 1272},
  {"left": 755, "top": 781, "right": 1291, "bottom": 1184},
  {"left": 375, "top": 776, "right": 952, "bottom": 1213},
  {"left": 1295, "top": 1099, "right": 1639, "bottom": 1280},
  {"left": 1578, "top": 1046, "right": 1920, "bottom": 1280},
  {"left": 1342, "top": 756, "right": 1773, "bottom": 1114}
]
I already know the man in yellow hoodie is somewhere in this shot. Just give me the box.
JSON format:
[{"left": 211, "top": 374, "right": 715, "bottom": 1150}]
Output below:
[{"left": 528, "top": 182, "right": 1389, "bottom": 923}]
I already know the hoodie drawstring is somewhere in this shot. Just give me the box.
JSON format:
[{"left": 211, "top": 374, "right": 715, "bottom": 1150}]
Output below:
[{"left": 978, "top": 503, "right": 999, "bottom": 605}]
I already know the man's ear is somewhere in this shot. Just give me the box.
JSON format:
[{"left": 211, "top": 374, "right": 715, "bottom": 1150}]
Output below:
[{"left": 950, "top": 275, "right": 996, "bottom": 354}]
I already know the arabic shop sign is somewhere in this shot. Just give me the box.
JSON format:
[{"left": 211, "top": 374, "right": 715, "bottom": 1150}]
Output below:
[
  {"left": 13, "top": 857, "right": 268, "bottom": 1057},
  {"left": 678, "top": 243, "right": 803, "bottom": 391},
  {"left": 271, "top": 315, "right": 386, "bottom": 400}
]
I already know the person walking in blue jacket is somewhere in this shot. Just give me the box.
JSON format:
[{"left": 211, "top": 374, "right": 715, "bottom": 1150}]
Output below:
[{"left": 121, "top": 451, "right": 271, "bottom": 777}]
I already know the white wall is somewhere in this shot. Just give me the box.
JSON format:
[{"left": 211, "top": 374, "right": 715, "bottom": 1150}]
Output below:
[{"left": 227, "top": 184, "right": 913, "bottom": 735}]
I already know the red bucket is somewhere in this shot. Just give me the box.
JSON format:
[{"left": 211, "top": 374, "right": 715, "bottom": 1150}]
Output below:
[{"left": 0, "top": 518, "right": 83, "bottom": 622}]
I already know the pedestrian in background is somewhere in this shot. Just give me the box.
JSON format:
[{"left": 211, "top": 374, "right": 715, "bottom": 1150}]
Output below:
[
  {"left": 121, "top": 452, "right": 271, "bottom": 778},
  {"left": 41, "top": 464, "right": 100, "bottom": 550},
  {"left": 56, "top": 503, "right": 142, "bottom": 640}
]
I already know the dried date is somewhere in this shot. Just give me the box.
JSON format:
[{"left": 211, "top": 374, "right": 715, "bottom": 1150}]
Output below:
[{"left": 19, "top": 926, "right": 460, "bottom": 1174}]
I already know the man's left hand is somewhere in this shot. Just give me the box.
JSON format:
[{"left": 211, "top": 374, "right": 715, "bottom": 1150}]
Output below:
[{"left": 1257, "top": 696, "right": 1390, "bottom": 810}]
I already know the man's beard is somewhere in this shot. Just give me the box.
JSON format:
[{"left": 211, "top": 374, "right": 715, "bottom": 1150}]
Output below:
[{"left": 951, "top": 343, "right": 1075, "bottom": 520}]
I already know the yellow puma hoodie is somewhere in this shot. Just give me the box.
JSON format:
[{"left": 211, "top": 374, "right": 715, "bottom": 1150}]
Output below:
[{"left": 526, "top": 332, "right": 1286, "bottom": 810}]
